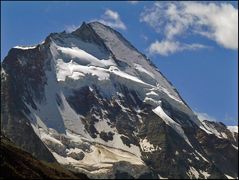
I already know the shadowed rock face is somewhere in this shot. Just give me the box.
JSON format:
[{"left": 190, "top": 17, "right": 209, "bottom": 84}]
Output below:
[
  {"left": 1, "top": 21, "right": 238, "bottom": 179},
  {"left": 197, "top": 121, "right": 238, "bottom": 177},
  {"left": 0, "top": 135, "right": 88, "bottom": 179},
  {"left": 1, "top": 47, "right": 56, "bottom": 163},
  {"left": 202, "top": 120, "right": 238, "bottom": 145}
]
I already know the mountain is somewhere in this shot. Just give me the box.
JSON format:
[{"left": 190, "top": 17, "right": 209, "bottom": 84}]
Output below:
[
  {"left": 0, "top": 134, "right": 88, "bottom": 179},
  {"left": 1, "top": 21, "right": 238, "bottom": 179}
]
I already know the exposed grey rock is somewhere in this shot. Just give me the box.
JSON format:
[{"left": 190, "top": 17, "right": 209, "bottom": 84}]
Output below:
[{"left": 67, "top": 151, "right": 85, "bottom": 160}]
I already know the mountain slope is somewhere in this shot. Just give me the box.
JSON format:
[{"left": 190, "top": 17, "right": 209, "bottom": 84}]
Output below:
[
  {"left": 0, "top": 135, "right": 88, "bottom": 179},
  {"left": 1, "top": 21, "right": 238, "bottom": 179}
]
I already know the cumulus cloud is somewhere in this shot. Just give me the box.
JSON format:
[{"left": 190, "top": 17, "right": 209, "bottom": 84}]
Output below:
[
  {"left": 65, "top": 9, "right": 126, "bottom": 33},
  {"left": 194, "top": 111, "right": 218, "bottom": 122},
  {"left": 98, "top": 9, "right": 126, "bottom": 30},
  {"left": 149, "top": 40, "right": 207, "bottom": 56},
  {"left": 140, "top": 2, "right": 238, "bottom": 55}
]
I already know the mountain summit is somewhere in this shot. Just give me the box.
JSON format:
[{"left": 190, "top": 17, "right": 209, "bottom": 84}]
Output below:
[{"left": 1, "top": 21, "right": 238, "bottom": 179}]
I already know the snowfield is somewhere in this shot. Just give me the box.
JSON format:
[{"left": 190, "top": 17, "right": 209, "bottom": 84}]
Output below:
[{"left": 227, "top": 126, "right": 238, "bottom": 133}]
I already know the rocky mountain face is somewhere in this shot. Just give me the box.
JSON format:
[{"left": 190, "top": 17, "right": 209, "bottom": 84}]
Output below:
[
  {"left": 1, "top": 21, "right": 238, "bottom": 179},
  {"left": 0, "top": 135, "right": 88, "bottom": 179}
]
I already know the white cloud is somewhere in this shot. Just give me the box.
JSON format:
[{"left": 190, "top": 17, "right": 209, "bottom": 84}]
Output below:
[
  {"left": 104, "top": 9, "right": 119, "bottom": 20},
  {"left": 140, "top": 2, "right": 238, "bottom": 51},
  {"left": 149, "top": 40, "right": 207, "bottom": 56},
  {"left": 194, "top": 111, "right": 217, "bottom": 122},
  {"left": 65, "top": 24, "right": 80, "bottom": 33},
  {"left": 98, "top": 9, "right": 126, "bottom": 30},
  {"left": 65, "top": 9, "right": 126, "bottom": 33},
  {"left": 128, "top": 1, "right": 138, "bottom": 5}
]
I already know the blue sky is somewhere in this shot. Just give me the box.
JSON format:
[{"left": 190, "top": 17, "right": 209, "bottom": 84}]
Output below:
[{"left": 1, "top": 1, "right": 238, "bottom": 125}]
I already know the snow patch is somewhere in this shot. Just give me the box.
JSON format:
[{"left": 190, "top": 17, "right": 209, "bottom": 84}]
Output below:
[
  {"left": 156, "top": 84, "right": 183, "bottom": 104},
  {"left": 187, "top": 166, "right": 199, "bottom": 179},
  {"left": 143, "top": 97, "right": 161, "bottom": 106},
  {"left": 56, "top": 59, "right": 110, "bottom": 81},
  {"left": 14, "top": 45, "right": 37, "bottom": 50},
  {"left": 221, "top": 132, "right": 228, "bottom": 139},
  {"left": 39, "top": 128, "right": 64, "bottom": 146},
  {"left": 227, "top": 126, "right": 238, "bottom": 133},
  {"left": 232, "top": 144, "right": 238, "bottom": 150},
  {"left": 50, "top": 136, "right": 145, "bottom": 177},
  {"left": 146, "top": 91, "right": 158, "bottom": 96},
  {"left": 52, "top": 152, "right": 78, "bottom": 165},
  {"left": 158, "top": 174, "right": 168, "bottom": 179},
  {"left": 94, "top": 118, "right": 115, "bottom": 133},
  {"left": 139, "top": 138, "right": 162, "bottom": 152},
  {"left": 134, "top": 63, "right": 155, "bottom": 78},
  {"left": 199, "top": 170, "right": 210, "bottom": 178},
  {"left": 194, "top": 150, "right": 209, "bottom": 163},
  {"left": 200, "top": 120, "right": 231, "bottom": 139},
  {"left": 115, "top": 99, "right": 131, "bottom": 112},
  {"left": 112, "top": 67, "right": 152, "bottom": 86},
  {"left": 153, "top": 104, "right": 193, "bottom": 148},
  {"left": 225, "top": 174, "right": 236, "bottom": 179}
]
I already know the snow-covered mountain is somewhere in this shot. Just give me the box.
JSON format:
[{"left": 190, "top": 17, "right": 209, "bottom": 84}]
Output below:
[{"left": 1, "top": 22, "right": 238, "bottom": 179}]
